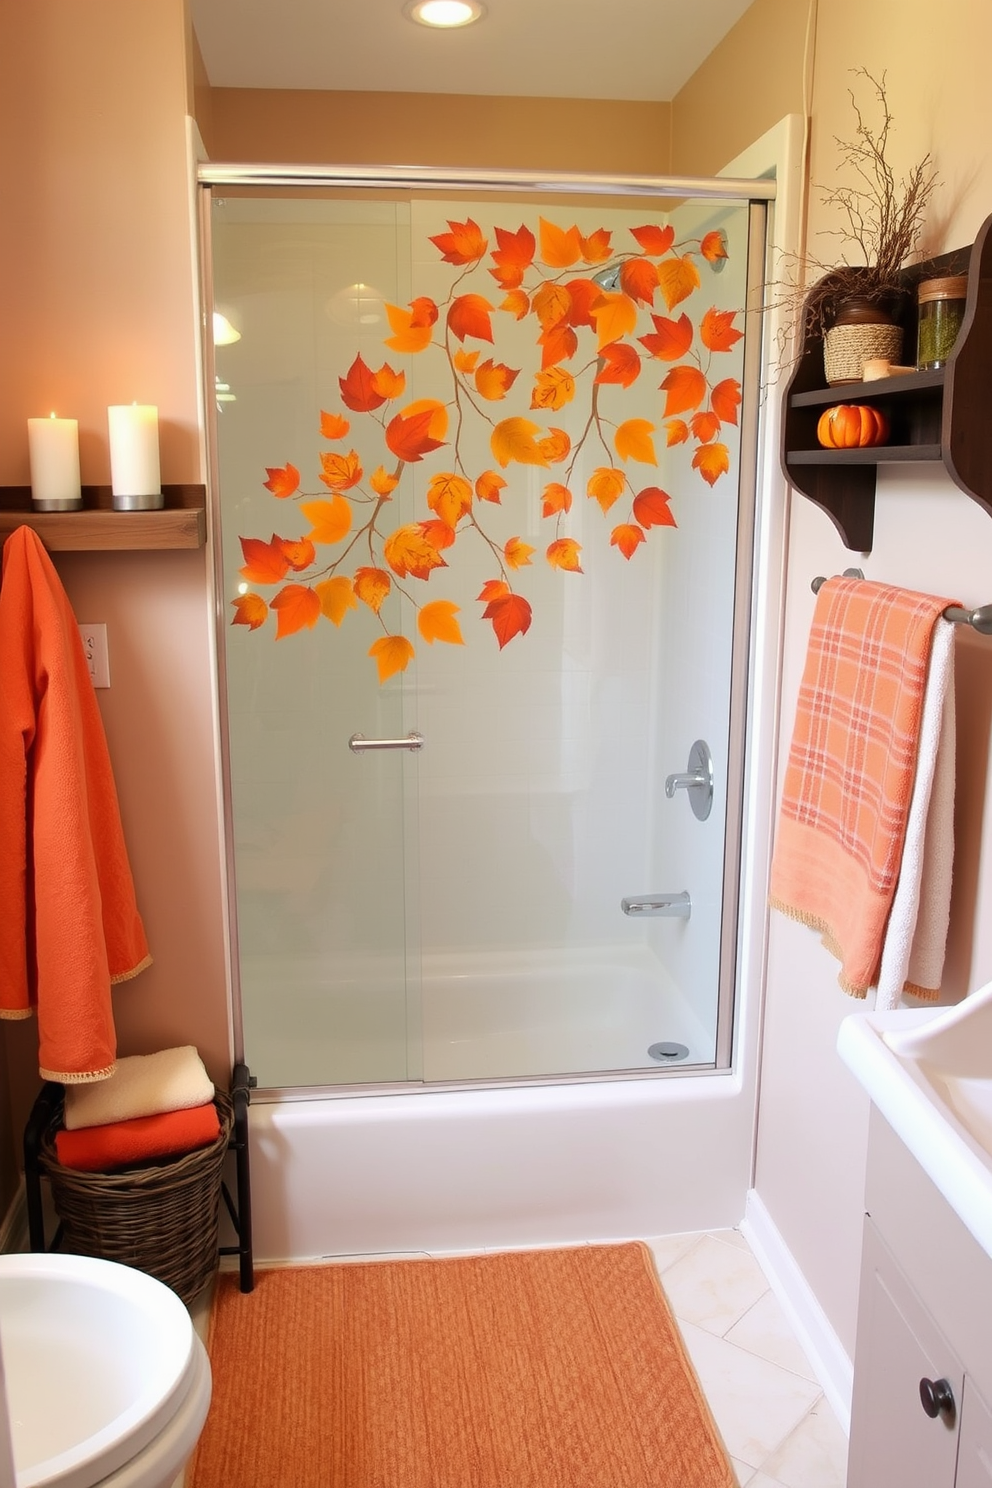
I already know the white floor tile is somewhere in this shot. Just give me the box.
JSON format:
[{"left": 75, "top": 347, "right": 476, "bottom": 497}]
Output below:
[
  {"left": 677, "top": 1320, "right": 823, "bottom": 1470},
  {"left": 710, "top": 1227, "right": 752, "bottom": 1252},
  {"left": 757, "top": 1397, "right": 849, "bottom": 1488},
  {"left": 745, "top": 1475, "right": 789, "bottom": 1488},
  {"left": 661, "top": 1232, "right": 771, "bottom": 1337},
  {"left": 646, "top": 1230, "right": 704, "bottom": 1274},
  {"left": 731, "top": 1457, "right": 756, "bottom": 1485},
  {"left": 724, "top": 1288, "right": 819, "bottom": 1381}
]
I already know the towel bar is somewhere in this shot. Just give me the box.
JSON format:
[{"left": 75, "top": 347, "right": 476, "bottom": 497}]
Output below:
[{"left": 811, "top": 572, "right": 992, "bottom": 635}]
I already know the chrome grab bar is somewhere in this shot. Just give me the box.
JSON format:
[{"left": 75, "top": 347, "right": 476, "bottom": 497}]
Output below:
[
  {"left": 348, "top": 731, "right": 424, "bottom": 753},
  {"left": 621, "top": 892, "right": 691, "bottom": 919}
]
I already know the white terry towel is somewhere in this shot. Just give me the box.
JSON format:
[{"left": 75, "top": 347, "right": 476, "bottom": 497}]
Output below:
[
  {"left": 875, "top": 618, "right": 956, "bottom": 1011},
  {"left": 63, "top": 1045, "right": 214, "bottom": 1130}
]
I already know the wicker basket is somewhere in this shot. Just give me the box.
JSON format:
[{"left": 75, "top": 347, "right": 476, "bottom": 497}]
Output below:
[{"left": 38, "top": 1088, "right": 233, "bottom": 1306}]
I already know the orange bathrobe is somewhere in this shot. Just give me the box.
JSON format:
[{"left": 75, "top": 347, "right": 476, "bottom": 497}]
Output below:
[{"left": 0, "top": 526, "right": 150, "bottom": 1081}]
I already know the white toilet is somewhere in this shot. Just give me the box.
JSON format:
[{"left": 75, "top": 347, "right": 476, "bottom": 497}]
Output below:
[{"left": 0, "top": 1252, "right": 212, "bottom": 1488}]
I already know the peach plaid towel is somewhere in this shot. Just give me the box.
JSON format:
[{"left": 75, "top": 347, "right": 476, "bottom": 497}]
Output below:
[{"left": 770, "top": 577, "right": 955, "bottom": 998}]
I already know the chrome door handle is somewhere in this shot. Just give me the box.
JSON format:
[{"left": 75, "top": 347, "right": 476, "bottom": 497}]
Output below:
[
  {"left": 349, "top": 731, "right": 423, "bottom": 753},
  {"left": 621, "top": 893, "right": 691, "bottom": 919},
  {"left": 665, "top": 739, "right": 713, "bottom": 821}
]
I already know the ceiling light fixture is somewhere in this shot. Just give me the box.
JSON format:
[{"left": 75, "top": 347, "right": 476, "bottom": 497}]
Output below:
[{"left": 405, "top": 0, "right": 486, "bottom": 28}]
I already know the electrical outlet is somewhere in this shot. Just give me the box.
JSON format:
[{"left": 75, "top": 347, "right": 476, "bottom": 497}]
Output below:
[{"left": 78, "top": 623, "right": 111, "bottom": 688}]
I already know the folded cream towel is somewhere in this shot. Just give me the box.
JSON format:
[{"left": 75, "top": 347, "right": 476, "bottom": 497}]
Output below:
[
  {"left": 62, "top": 1045, "right": 214, "bottom": 1130},
  {"left": 875, "top": 619, "right": 956, "bottom": 1011}
]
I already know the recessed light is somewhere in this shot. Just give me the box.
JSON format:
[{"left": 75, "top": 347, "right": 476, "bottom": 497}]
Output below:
[{"left": 405, "top": 0, "right": 486, "bottom": 28}]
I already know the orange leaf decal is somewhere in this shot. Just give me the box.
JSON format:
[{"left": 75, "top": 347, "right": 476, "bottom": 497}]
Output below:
[
  {"left": 566, "top": 278, "right": 602, "bottom": 329},
  {"left": 632, "top": 487, "right": 676, "bottom": 528},
  {"left": 660, "top": 365, "right": 707, "bottom": 417},
  {"left": 418, "top": 519, "right": 456, "bottom": 551},
  {"left": 426, "top": 471, "right": 472, "bottom": 528},
  {"left": 630, "top": 224, "right": 675, "bottom": 256},
  {"left": 501, "top": 289, "right": 530, "bottom": 320},
  {"left": 369, "top": 635, "right": 415, "bottom": 683},
  {"left": 489, "top": 224, "right": 535, "bottom": 288},
  {"left": 478, "top": 579, "right": 510, "bottom": 603},
  {"left": 532, "top": 281, "right": 571, "bottom": 329},
  {"left": 546, "top": 538, "right": 583, "bottom": 572},
  {"left": 277, "top": 537, "right": 316, "bottom": 571},
  {"left": 320, "top": 412, "right": 350, "bottom": 440},
  {"left": 639, "top": 312, "right": 693, "bottom": 362},
  {"left": 384, "top": 302, "right": 436, "bottom": 354},
  {"left": 401, "top": 398, "right": 448, "bottom": 440},
  {"left": 504, "top": 536, "right": 535, "bottom": 570},
  {"left": 418, "top": 600, "right": 465, "bottom": 646},
  {"left": 475, "top": 470, "right": 507, "bottom": 503},
  {"left": 579, "top": 228, "right": 612, "bottom": 263},
  {"left": 538, "top": 323, "right": 578, "bottom": 370},
  {"left": 454, "top": 348, "right": 480, "bottom": 374},
  {"left": 592, "top": 292, "right": 638, "bottom": 351},
  {"left": 315, "top": 575, "right": 358, "bottom": 626},
  {"left": 690, "top": 410, "right": 722, "bottom": 444},
  {"left": 239, "top": 536, "right": 291, "bottom": 585},
  {"left": 231, "top": 593, "right": 268, "bottom": 629},
  {"left": 539, "top": 218, "right": 582, "bottom": 268},
  {"left": 429, "top": 217, "right": 487, "bottom": 265},
  {"left": 538, "top": 427, "right": 571, "bottom": 464},
  {"left": 385, "top": 408, "right": 446, "bottom": 463},
  {"left": 615, "top": 418, "right": 657, "bottom": 465},
  {"left": 354, "top": 567, "right": 391, "bottom": 613},
  {"left": 482, "top": 592, "right": 532, "bottom": 649},
  {"left": 701, "top": 230, "right": 728, "bottom": 264},
  {"left": 665, "top": 418, "right": 690, "bottom": 446},
  {"left": 587, "top": 467, "right": 626, "bottom": 514},
  {"left": 371, "top": 363, "right": 406, "bottom": 400},
  {"left": 448, "top": 293, "right": 494, "bottom": 343},
  {"left": 319, "top": 449, "right": 362, "bottom": 491},
  {"left": 370, "top": 466, "right": 400, "bottom": 497},
  {"left": 657, "top": 254, "right": 701, "bottom": 311},
  {"left": 474, "top": 357, "right": 520, "bottom": 400},
  {"left": 531, "top": 366, "right": 575, "bottom": 412},
  {"left": 491, "top": 417, "right": 549, "bottom": 469},
  {"left": 692, "top": 442, "right": 731, "bottom": 485},
  {"left": 700, "top": 307, "right": 744, "bottom": 353},
  {"left": 339, "top": 353, "right": 388, "bottom": 412},
  {"left": 620, "top": 259, "right": 659, "bottom": 306},
  {"left": 270, "top": 584, "right": 321, "bottom": 638},
  {"left": 611, "top": 523, "right": 646, "bottom": 560},
  {"left": 711, "top": 378, "right": 742, "bottom": 425},
  {"left": 542, "top": 482, "right": 572, "bottom": 516},
  {"left": 263, "top": 463, "right": 300, "bottom": 499},
  {"left": 384, "top": 524, "right": 447, "bottom": 580},
  {"left": 595, "top": 342, "right": 641, "bottom": 388}
]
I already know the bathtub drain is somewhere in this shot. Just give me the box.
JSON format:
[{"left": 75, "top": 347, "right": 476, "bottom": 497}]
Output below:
[{"left": 647, "top": 1042, "right": 690, "bottom": 1063}]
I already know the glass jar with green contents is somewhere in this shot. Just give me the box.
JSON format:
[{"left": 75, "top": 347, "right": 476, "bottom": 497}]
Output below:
[{"left": 916, "top": 275, "right": 968, "bottom": 370}]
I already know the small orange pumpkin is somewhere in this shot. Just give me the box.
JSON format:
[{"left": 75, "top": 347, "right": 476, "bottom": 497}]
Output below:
[{"left": 816, "top": 403, "right": 890, "bottom": 449}]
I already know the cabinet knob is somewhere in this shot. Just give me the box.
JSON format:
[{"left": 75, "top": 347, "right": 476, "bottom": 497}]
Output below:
[{"left": 919, "top": 1376, "right": 956, "bottom": 1424}]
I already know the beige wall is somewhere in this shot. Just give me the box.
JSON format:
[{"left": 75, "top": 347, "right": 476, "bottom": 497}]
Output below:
[
  {"left": 0, "top": 1, "right": 232, "bottom": 1210},
  {"left": 203, "top": 89, "right": 672, "bottom": 175}
]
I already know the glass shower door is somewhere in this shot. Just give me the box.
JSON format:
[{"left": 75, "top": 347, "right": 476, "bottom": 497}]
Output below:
[{"left": 209, "top": 187, "right": 758, "bottom": 1089}]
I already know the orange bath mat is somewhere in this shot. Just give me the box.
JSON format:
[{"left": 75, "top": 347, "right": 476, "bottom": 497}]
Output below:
[{"left": 188, "top": 1242, "right": 734, "bottom": 1488}]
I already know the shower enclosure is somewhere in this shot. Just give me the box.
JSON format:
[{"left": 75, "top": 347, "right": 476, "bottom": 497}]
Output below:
[{"left": 200, "top": 166, "right": 770, "bottom": 1095}]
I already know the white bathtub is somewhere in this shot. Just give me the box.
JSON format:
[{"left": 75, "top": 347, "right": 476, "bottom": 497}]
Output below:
[{"left": 246, "top": 1068, "right": 755, "bottom": 1263}]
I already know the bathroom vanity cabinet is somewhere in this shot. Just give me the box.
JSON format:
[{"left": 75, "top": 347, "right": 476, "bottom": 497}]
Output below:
[
  {"left": 848, "top": 1106, "right": 992, "bottom": 1487},
  {"left": 781, "top": 211, "right": 992, "bottom": 552}
]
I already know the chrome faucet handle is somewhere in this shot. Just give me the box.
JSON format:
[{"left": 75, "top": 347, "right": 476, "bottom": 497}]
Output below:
[{"left": 664, "top": 740, "right": 714, "bottom": 821}]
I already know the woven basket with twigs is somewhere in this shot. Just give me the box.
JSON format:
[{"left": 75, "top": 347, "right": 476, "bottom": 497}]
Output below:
[{"left": 38, "top": 1087, "right": 232, "bottom": 1305}]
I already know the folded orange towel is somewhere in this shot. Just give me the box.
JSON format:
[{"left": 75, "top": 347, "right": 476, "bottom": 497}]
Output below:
[
  {"left": 769, "top": 576, "right": 956, "bottom": 997},
  {"left": 0, "top": 526, "right": 151, "bottom": 1082},
  {"left": 54, "top": 1102, "right": 221, "bottom": 1171}
]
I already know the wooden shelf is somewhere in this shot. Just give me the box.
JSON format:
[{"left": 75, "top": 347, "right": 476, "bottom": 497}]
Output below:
[
  {"left": 781, "top": 220, "right": 992, "bottom": 551},
  {"left": 0, "top": 484, "right": 206, "bottom": 551}
]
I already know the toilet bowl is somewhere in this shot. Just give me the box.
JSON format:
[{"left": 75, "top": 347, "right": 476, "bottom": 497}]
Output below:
[{"left": 0, "top": 1252, "right": 212, "bottom": 1488}]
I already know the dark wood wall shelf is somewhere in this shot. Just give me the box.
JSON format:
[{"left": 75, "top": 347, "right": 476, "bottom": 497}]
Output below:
[
  {"left": 781, "top": 213, "right": 992, "bottom": 551},
  {"left": 0, "top": 484, "right": 206, "bottom": 551}
]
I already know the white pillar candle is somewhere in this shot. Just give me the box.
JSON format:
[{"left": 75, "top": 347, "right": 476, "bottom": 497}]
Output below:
[
  {"left": 108, "top": 403, "right": 162, "bottom": 509},
  {"left": 27, "top": 414, "right": 82, "bottom": 509}
]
